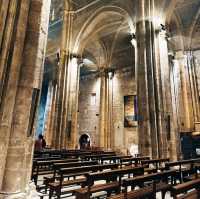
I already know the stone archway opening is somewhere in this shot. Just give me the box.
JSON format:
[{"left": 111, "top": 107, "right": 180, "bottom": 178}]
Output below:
[{"left": 79, "top": 134, "right": 91, "bottom": 149}]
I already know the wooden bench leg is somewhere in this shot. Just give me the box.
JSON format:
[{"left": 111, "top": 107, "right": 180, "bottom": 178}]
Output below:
[
  {"left": 75, "top": 192, "right": 90, "bottom": 199},
  {"left": 161, "top": 190, "right": 167, "bottom": 199},
  {"left": 49, "top": 188, "right": 53, "bottom": 199},
  {"left": 56, "top": 188, "right": 61, "bottom": 199}
]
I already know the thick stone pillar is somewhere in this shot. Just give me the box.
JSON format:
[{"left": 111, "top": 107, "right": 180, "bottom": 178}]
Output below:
[
  {"left": 99, "top": 70, "right": 112, "bottom": 150},
  {"left": 0, "top": 0, "right": 50, "bottom": 197},
  {"left": 155, "top": 30, "right": 178, "bottom": 160},
  {"left": 66, "top": 58, "right": 80, "bottom": 149},
  {"left": 99, "top": 71, "right": 108, "bottom": 149},
  {"left": 53, "top": 0, "right": 73, "bottom": 149},
  {"left": 174, "top": 51, "right": 192, "bottom": 130},
  {"left": 186, "top": 52, "right": 200, "bottom": 123},
  {"left": 193, "top": 57, "right": 200, "bottom": 120},
  {"left": 136, "top": 0, "right": 160, "bottom": 158},
  {"left": 0, "top": 0, "right": 18, "bottom": 104}
]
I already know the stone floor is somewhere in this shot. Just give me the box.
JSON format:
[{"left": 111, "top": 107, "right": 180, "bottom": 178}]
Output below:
[
  {"left": 40, "top": 192, "right": 173, "bottom": 199},
  {"left": 34, "top": 176, "right": 173, "bottom": 199}
]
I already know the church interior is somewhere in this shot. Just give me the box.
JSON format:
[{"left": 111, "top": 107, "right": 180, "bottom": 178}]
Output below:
[{"left": 1, "top": 0, "right": 200, "bottom": 198}]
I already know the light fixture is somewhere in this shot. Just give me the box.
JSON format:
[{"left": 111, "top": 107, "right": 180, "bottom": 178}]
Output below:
[
  {"left": 160, "top": 24, "right": 166, "bottom": 31},
  {"left": 130, "top": 33, "right": 136, "bottom": 46},
  {"left": 159, "top": 24, "right": 172, "bottom": 41},
  {"left": 108, "top": 70, "right": 114, "bottom": 79}
]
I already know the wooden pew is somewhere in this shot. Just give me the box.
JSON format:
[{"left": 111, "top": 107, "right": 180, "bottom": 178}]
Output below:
[
  {"left": 74, "top": 166, "right": 144, "bottom": 199},
  {"left": 101, "top": 156, "right": 133, "bottom": 164},
  {"left": 33, "top": 156, "right": 62, "bottom": 162},
  {"left": 171, "top": 178, "right": 200, "bottom": 199},
  {"left": 48, "top": 163, "right": 119, "bottom": 198},
  {"left": 61, "top": 151, "right": 92, "bottom": 159},
  {"left": 120, "top": 156, "right": 150, "bottom": 167},
  {"left": 109, "top": 170, "right": 177, "bottom": 199},
  {"left": 32, "top": 158, "right": 79, "bottom": 186},
  {"left": 43, "top": 160, "right": 98, "bottom": 192},
  {"left": 165, "top": 159, "right": 196, "bottom": 183},
  {"left": 83, "top": 154, "right": 117, "bottom": 162},
  {"left": 141, "top": 158, "right": 169, "bottom": 173}
]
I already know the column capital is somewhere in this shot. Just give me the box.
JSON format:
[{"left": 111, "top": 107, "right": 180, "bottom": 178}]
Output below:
[{"left": 99, "top": 68, "right": 107, "bottom": 77}]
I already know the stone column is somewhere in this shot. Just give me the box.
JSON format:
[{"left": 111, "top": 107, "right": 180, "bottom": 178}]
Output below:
[
  {"left": 0, "top": 0, "right": 50, "bottom": 197},
  {"left": 193, "top": 57, "right": 200, "bottom": 120},
  {"left": 194, "top": 57, "right": 200, "bottom": 99},
  {"left": 175, "top": 51, "right": 192, "bottom": 130},
  {"left": 99, "top": 71, "right": 108, "bottom": 149},
  {"left": 108, "top": 73, "right": 114, "bottom": 149},
  {"left": 186, "top": 52, "right": 200, "bottom": 122},
  {"left": 155, "top": 30, "right": 178, "bottom": 160},
  {"left": 136, "top": 0, "right": 160, "bottom": 158},
  {"left": 65, "top": 58, "right": 81, "bottom": 149},
  {"left": 53, "top": 0, "right": 73, "bottom": 149},
  {"left": 0, "top": 0, "right": 18, "bottom": 105}
]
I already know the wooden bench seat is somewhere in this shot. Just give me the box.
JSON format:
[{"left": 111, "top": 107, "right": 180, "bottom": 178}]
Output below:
[
  {"left": 177, "top": 190, "right": 198, "bottom": 199},
  {"left": 75, "top": 181, "right": 120, "bottom": 198},
  {"left": 109, "top": 186, "right": 154, "bottom": 199},
  {"left": 31, "top": 158, "right": 80, "bottom": 186},
  {"left": 115, "top": 170, "right": 177, "bottom": 199},
  {"left": 48, "top": 163, "right": 119, "bottom": 198},
  {"left": 49, "top": 177, "right": 86, "bottom": 188},
  {"left": 141, "top": 158, "right": 169, "bottom": 172},
  {"left": 171, "top": 178, "right": 200, "bottom": 199},
  {"left": 183, "top": 173, "right": 200, "bottom": 182},
  {"left": 42, "top": 160, "right": 98, "bottom": 192},
  {"left": 108, "top": 182, "right": 171, "bottom": 199},
  {"left": 74, "top": 166, "right": 144, "bottom": 199}
]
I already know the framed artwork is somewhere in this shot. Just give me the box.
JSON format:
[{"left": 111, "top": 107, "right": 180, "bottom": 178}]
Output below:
[{"left": 124, "top": 95, "right": 138, "bottom": 127}]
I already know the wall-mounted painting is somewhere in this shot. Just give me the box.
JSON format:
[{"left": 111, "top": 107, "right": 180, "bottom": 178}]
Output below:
[{"left": 124, "top": 95, "right": 138, "bottom": 127}]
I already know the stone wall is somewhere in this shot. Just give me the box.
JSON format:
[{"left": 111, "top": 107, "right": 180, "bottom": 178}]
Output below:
[
  {"left": 78, "top": 75, "right": 101, "bottom": 146},
  {"left": 78, "top": 68, "right": 138, "bottom": 154}
]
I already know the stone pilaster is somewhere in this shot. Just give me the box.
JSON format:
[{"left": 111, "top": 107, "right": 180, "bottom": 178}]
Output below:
[
  {"left": 108, "top": 74, "right": 113, "bottom": 149},
  {"left": 48, "top": 83, "right": 57, "bottom": 148},
  {"left": 43, "top": 82, "right": 54, "bottom": 146},
  {"left": 0, "top": 0, "right": 50, "bottom": 197}
]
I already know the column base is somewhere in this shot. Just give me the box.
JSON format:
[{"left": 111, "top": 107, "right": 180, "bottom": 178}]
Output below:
[
  {"left": 0, "top": 182, "right": 44, "bottom": 199},
  {"left": 0, "top": 192, "right": 26, "bottom": 199}
]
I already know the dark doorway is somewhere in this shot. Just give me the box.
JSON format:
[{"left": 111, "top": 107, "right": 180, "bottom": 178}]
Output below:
[
  {"left": 79, "top": 134, "right": 90, "bottom": 149},
  {"left": 180, "top": 133, "right": 197, "bottom": 159}
]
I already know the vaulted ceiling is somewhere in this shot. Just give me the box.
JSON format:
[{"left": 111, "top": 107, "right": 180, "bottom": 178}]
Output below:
[{"left": 45, "top": 0, "right": 200, "bottom": 77}]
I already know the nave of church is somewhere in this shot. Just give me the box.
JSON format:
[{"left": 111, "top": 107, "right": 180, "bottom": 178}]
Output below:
[{"left": 1, "top": 0, "right": 200, "bottom": 198}]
